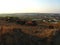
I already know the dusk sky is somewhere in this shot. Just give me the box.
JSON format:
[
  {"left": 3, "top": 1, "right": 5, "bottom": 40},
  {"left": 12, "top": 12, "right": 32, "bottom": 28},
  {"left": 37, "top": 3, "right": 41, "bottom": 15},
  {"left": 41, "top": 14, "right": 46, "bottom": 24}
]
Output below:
[{"left": 0, "top": 0, "right": 60, "bottom": 13}]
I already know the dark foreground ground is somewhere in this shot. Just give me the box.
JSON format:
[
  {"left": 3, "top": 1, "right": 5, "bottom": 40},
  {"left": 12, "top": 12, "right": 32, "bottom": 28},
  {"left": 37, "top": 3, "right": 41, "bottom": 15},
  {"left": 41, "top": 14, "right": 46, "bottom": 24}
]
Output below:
[{"left": 0, "top": 29, "right": 60, "bottom": 45}]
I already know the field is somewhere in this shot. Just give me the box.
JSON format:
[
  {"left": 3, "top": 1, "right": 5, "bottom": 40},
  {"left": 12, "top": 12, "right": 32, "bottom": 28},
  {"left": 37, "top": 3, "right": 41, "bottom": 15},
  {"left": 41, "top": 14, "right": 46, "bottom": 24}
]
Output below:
[
  {"left": 0, "top": 19, "right": 59, "bottom": 38},
  {"left": 0, "top": 14, "right": 60, "bottom": 45}
]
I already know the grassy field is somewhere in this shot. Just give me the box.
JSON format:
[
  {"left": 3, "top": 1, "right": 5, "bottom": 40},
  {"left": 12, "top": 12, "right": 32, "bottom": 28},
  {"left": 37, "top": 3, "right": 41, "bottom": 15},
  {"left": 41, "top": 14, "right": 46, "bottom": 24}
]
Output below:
[{"left": 0, "top": 17, "right": 60, "bottom": 45}]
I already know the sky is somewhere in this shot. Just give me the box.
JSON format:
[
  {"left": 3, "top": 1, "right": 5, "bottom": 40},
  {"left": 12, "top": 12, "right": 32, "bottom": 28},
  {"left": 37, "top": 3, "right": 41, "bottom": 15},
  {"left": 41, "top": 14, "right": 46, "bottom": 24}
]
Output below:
[{"left": 0, "top": 0, "right": 60, "bottom": 13}]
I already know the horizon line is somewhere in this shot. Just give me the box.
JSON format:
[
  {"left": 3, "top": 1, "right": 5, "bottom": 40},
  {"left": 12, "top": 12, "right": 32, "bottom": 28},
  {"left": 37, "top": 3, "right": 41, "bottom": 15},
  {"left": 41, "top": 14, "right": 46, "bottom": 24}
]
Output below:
[{"left": 0, "top": 12, "right": 60, "bottom": 14}]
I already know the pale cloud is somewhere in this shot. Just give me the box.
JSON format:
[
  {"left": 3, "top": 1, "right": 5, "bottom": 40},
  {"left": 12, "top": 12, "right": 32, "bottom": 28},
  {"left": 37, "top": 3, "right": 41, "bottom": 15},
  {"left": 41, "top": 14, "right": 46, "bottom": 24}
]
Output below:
[
  {"left": 0, "top": 0, "right": 39, "bottom": 13},
  {"left": 0, "top": 0, "right": 60, "bottom": 13}
]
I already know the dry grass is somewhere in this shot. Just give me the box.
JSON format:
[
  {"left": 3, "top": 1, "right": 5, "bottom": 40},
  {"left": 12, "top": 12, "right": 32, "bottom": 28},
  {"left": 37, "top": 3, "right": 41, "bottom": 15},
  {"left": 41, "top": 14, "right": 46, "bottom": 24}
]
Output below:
[{"left": 0, "top": 20, "right": 60, "bottom": 39}]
